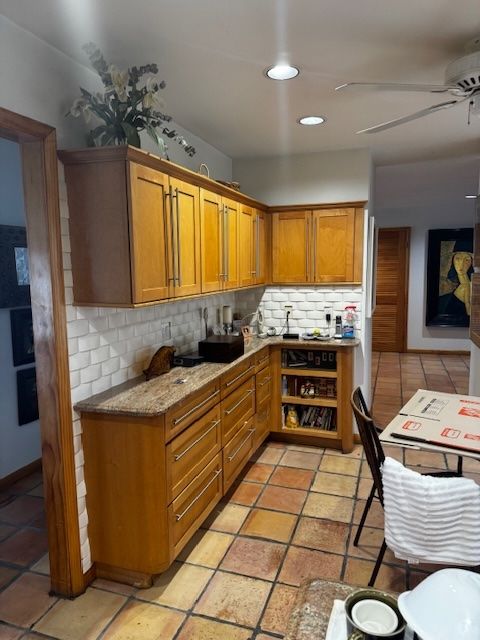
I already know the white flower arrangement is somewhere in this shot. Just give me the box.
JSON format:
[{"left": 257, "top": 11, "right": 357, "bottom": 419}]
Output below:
[{"left": 68, "top": 43, "right": 195, "bottom": 156}]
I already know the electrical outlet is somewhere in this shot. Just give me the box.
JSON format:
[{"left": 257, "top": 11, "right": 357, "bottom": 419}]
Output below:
[{"left": 284, "top": 304, "right": 293, "bottom": 313}]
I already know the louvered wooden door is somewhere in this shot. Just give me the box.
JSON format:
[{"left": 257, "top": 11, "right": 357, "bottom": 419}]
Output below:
[{"left": 372, "top": 227, "right": 410, "bottom": 352}]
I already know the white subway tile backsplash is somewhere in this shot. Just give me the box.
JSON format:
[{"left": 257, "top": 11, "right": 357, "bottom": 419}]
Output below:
[
  {"left": 75, "top": 460, "right": 86, "bottom": 484},
  {"left": 88, "top": 316, "right": 109, "bottom": 332},
  {"left": 99, "top": 329, "right": 119, "bottom": 345},
  {"left": 80, "top": 364, "right": 101, "bottom": 384},
  {"left": 111, "top": 369, "right": 129, "bottom": 386},
  {"left": 70, "top": 371, "right": 80, "bottom": 388},
  {"left": 69, "top": 351, "right": 90, "bottom": 371},
  {"left": 117, "top": 325, "right": 135, "bottom": 341},
  {"left": 78, "top": 334, "right": 101, "bottom": 352},
  {"left": 73, "top": 419, "right": 82, "bottom": 437},
  {"left": 90, "top": 346, "right": 111, "bottom": 364},
  {"left": 289, "top": 292, "right": 306, "bottom": 302},
  {"left": 92, "top": 376, "right": 112, "bottom": 395},
  {"left": 101, "top": 357, "right": 120, "bottom": 376},
  {"left": 68, "top": 319, "right": 90, "bottom": 338},
  {"left": 272, "top": 292, "right": 288, "bottom": 302},
  {"left": 61, "top": 235, "right": 71, "bottom": 253},
  {"left": 68, "top": 337, "right": 79, "bottom": 356},
  {"left": 71, "top": 383, "right": 93, "bottom": 404},
  {"left": 75, "top": 450, "right": 85, "bottom": 469},
  {"left": 109, "top": 342, "right": 128, "bottom": 357},
  {"left": 108, "top": 312, "right": 127, "bottom": 328}
]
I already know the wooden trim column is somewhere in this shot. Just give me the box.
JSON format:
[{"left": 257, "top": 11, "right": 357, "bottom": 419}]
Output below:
[{"left": 0, "top": 107, "right": 84, "bottom": 596}]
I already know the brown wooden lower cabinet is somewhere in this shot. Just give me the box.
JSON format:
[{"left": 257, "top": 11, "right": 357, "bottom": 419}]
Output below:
[
  {"left": 81, "top": 342, "right": 355, "bottom": 588},
  {"left": 82, "top": 362, "right": 264, "bottom": 588}
]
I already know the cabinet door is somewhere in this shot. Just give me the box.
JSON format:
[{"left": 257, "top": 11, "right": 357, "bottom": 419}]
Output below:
[
  {"left": 169, "top": 178, "right": 201, "bottom": 298},
  {"left": 254, "top": 209, "right": 266, "bottom": 285},
  {"left": 238, "top": 204, "right": 255, "bottom": 287},
  {"left": 200, "top": 189, "right": 223, "bottom": 293},
  {"left": 223, "top": 197, "right": 239, "bottom": 290},
  {"left": 312, "top": 208, "right": 355, "bottom": 283},
  {"left": 271, "top": 211, "right": 310, "bottom": 283},
  {"left": 128, "top": 162, "right": 170, "bottom": 303}
]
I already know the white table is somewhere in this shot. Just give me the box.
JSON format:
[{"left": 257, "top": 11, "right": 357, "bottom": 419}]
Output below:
[{"left": 379, "top": 388, "right": 480, "bottom": 461}]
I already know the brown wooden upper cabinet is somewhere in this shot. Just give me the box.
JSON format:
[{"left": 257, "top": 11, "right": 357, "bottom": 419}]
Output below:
[
  {"left": 271, "top": 207, "right": 364, "bottom": 284},
  {"left": 59, "top": 146, "right": 266, "bottom": 306},
  {"left": 200, "top": 190, "right": 239, "bottom": 293},
  {"left": 238, "top": 206, "right": 267, "bottom": 287},
  {"left": 130, "top": 166, "right": 201, "bottom": 302},
  {"left": 61, "top": 153, "right": 201, "bottom": 306}
]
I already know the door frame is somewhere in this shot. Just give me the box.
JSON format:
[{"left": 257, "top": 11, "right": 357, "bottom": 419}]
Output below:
[{"left": 0, "top": 107, "right": 84, "bottom": 596}]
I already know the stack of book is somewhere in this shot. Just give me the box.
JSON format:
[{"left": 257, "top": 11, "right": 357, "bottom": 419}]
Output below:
[{"left": 283, "top": 405, "right": 337, "bottom": 431}]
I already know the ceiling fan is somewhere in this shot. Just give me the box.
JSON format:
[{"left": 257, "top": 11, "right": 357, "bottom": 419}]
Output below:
[{"left": 336, "top": 35, "right": 480, "bottom": 133}]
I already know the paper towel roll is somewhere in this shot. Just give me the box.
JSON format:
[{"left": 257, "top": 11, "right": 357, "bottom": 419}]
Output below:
[{"left": 222, "top": 305, "right": 233, "bottom": 324}]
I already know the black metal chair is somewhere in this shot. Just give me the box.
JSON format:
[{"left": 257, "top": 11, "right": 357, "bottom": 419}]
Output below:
[{"left": 351, "top": 386, "right": 463, "bottom": 586}]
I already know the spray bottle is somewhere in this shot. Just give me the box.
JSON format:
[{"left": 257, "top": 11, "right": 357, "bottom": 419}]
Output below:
[{"left": 342, "top": 305, "right": 357, "bottom": 339}]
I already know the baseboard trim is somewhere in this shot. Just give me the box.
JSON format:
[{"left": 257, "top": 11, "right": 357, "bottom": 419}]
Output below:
[
  {"left": 406, "top": 349, "right": 470, "bottom": 356},
  {"left": 353, "top": 434, "right": 362, "bottom": 445},
  {"left": 0, "top": 458, "right": 42, "bottom": 490},
  {"left": 82, "top": 565, "right": 97, "bottom": 593}
]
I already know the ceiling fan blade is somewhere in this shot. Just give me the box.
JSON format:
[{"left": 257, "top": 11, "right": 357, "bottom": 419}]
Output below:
[
  {"left": 335, "top": 82, "right": 461, "bottom": 94},
  {"left": 357, "top": 99, "right": 460, "bottom": 134}
]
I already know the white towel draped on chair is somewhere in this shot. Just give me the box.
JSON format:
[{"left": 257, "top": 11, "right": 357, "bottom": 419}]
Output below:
[{"left": 382, "top": 456, "right": 480, "bottom": 565}]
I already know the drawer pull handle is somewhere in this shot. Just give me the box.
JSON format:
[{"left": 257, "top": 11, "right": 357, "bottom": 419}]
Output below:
[
  {"left": 257, "top": 356, "right": 269, "bottom": 367},
  {"left": 175, "top": 468, "right": 222, "bottom": 521},
  {"left": 225, "top": 365, "right": 255, "bottom": 388},
  {"left": 227, "top": 427, "right": 255, "bottom": 462},
  {"left": 173, "top": 420, "right": 221, "bottom": 461},
  {"left": 224, "top": 389, "right": 254, "bottom": 415},
  {"left": 259, "top": 376, "right": 271, "bottom": 387},
  {"left": 173, "top": 389, "right": 220, "bottom": 426}
]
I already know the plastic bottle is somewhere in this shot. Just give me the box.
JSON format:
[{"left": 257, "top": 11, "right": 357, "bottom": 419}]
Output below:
[
  {"left": 334, "top": 315, "right": 343, "bottom": 339},
  {"left": 342, "top": 305, "right": 357, "bottom": 339}
]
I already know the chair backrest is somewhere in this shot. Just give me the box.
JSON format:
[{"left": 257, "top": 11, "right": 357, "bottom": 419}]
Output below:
[{"left": 351, "top": 387, "right": 385, "bottom": 505}]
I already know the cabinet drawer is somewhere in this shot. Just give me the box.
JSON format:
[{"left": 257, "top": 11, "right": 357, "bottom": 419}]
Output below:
[
  {"left": 255, "top": 348, "right": 270, "bottom": 373},
  {"left": 220, "top": 356, "right": 255, "bottom": 398},
  {"left": 223, "top": 416, "right": 255, "bottom": 492},
  {"left": 255, "top": 396, "right": 271, "bottom": 449},
  {"left": 255, "top": 367, "right": 271, "bottom": 406},
  {"left": 166, "top": 404, "right": 221, "bottom": 502},
  {"left": 165, "top": 381, "right": 220, "bottom": 441},
  {"left": 221, "top": 376, "right": 255, "bottom": 445},
  {"left": 168, "top": 454, "right": 222, "bottom": 555}
]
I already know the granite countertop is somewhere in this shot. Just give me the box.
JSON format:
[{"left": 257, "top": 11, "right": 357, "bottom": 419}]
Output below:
[
  {"left": 285, "top": 579, "right": 358, "bottom": 640},
  {"left": 75, "top": 336, "right": 360, "bottom": 418}
]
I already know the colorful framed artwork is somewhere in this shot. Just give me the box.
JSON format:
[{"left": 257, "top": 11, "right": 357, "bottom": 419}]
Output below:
[
  {"left": 10, "top": 307, "right": 35, "bottom": 366},
  {"left": 0, "top": 225, "right": 31, "bottom": 308},
  {"left": 425, "top": 227, "right": 474, "bottom": 327},
  {"left": 16, "top": 367, "right": 39, "bottom": 426}
]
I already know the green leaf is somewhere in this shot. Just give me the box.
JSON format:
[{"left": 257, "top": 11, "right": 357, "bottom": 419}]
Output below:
[{"left": 121, "top": 122, "right": 141, "bottom": 147}]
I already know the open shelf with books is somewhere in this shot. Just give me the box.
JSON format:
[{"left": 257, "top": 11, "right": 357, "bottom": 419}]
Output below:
[{"left": 270, "top": 343, "right": 356, "bottom": 453}]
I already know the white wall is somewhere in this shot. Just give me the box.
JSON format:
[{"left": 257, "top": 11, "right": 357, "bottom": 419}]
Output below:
[
  {"left": 233, "top": 148, "right": 371, "bottom": 205},
  {"left": 0, "top": 138, "right": 41, "bottom": 479},
  {"left": 0, "top": 15, "right": 232, "bottom": 179},
  {"left": 375, "top": 156, "right": 480, "bottom": 351}
]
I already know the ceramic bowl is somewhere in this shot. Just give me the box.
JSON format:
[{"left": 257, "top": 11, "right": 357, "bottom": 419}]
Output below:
[{"left": 398, "top": 569, "right": 480, "bottom": 640}]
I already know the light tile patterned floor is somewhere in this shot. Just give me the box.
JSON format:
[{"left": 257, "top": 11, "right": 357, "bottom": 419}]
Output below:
[{"left": 0, "top": 352, "right": 477, "bottom": 639}]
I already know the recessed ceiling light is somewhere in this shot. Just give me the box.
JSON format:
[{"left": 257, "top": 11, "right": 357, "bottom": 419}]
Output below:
[
  {"left": 465, "top": 194, "right": 478, "bottom": 199},
  {"left": 298, "top": 115, "right": 326, "bottom": 126},
  {"left": 265, "top": 64, "right": 299, "bottom": 80}
]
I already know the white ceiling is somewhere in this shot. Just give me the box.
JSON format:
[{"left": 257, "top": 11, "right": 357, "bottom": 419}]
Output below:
[{"left": 1, "top": 0, "right": 480, "bottom": 164}]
